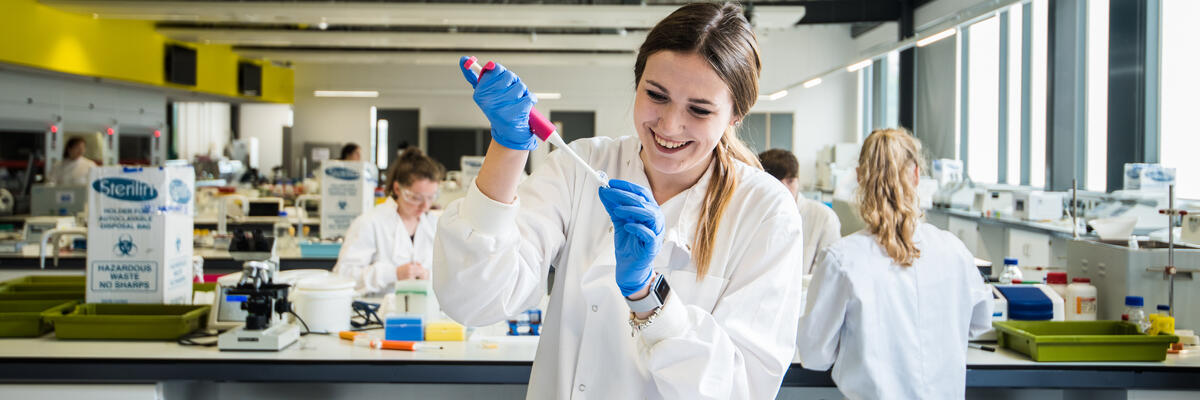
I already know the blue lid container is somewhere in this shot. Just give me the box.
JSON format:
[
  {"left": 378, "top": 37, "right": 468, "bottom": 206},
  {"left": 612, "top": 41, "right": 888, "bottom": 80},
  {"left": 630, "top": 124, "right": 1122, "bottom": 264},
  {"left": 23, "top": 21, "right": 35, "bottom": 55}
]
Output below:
[
  {"left": 1004, "top": 257, "right": 1018, "bottom": 265},
  {"left": 1125, "top": 296, "right": 1143, "bottom": 307},
  {"left": 1157, "top": 304, "right": 1171, "bottom": 312},
  {"left": 385, "top": 315, "right": 424, "bottom": 341},
  {"left": 997, "top": 286, "right": 1054, "bottom": 321}
]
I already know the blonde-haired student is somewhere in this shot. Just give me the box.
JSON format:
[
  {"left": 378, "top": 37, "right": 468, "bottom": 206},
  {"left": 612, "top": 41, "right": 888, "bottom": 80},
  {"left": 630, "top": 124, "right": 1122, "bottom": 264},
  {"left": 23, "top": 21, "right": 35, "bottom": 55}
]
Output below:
[{"left": 796, "top": 128, "right": 993, "bottom": 399}]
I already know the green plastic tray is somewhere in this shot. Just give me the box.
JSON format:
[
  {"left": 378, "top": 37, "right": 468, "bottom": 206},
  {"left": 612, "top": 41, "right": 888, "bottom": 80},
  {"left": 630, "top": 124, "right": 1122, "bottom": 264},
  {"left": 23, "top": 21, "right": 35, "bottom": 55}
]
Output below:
[
  {"left": 0, "top": 300, "right": 78, "bottom": 337},
  {"left": 0, "top": 284, "right": 85, "bottom": 301},
  {"left": 993, "top": 321, "right": 1179, "bottom": 362},
  {"left": 0, "top": 275, "right": 86, "bottom": 291},
  {"left": 44, "top": 304, "right": 210, "bottom": 340}
]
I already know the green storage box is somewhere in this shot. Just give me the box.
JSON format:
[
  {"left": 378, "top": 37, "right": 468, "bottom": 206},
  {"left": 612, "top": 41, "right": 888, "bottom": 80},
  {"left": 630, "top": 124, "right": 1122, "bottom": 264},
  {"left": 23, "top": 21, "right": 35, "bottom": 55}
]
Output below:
[
  {"left": 44, "top": 304, "right": 210, "bottom": 340},
  {"left": 0, "top": 275, "right": 85, "bottom": 301},
  {"left": 193, "top": 282, "right": 217, "bottom": 293},
  {"left": 994, "top": 320, "right": 1179, "bottom": 362},
  {"left": 0, "top": 275, "right": 86, "bottom": 291},
  {"left": 0, "top": 300, "right": 78, "bottom": 337},
  {"left": 0, "top": 285, "right": 85, "bottom": 301}
]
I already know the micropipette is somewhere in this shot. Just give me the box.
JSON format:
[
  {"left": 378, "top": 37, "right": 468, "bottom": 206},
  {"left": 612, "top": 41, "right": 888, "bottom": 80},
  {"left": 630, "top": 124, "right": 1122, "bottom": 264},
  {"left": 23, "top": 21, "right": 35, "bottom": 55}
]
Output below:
[{"left": 462, "top": 56, "right": 610, "bottom": 187}]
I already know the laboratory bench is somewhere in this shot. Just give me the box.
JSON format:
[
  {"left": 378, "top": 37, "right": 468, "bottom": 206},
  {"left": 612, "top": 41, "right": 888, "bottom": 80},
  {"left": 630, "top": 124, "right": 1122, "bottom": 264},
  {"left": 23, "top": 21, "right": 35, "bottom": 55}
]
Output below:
[
  {"left": 0, "top": 329, "right": 1197, "bottom": 391},
  {"left": 0, "top": 247, "right": 337, "bottom": 271},
  {"left": 0, "top": 269, "right": 1197, "bottom": 396}
]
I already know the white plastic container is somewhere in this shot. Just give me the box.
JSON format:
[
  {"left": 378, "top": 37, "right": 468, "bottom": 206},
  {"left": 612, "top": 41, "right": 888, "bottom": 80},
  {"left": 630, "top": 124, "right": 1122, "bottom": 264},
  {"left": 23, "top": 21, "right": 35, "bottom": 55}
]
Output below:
[
  {"left": 394, "top": 279, "right": 439, "bottom": 318},
  {"left": 277, "top": 269, "right": 330, "bottom": 285},
  {"left": 1046, "top": 272, "right": 1068, "bottom": 301},
  {"left": 292, "top": 275, "right": 356, "bottom": 333},
  {"left": 1066, "top": 277, "right": 1098, "bottom": 321}
]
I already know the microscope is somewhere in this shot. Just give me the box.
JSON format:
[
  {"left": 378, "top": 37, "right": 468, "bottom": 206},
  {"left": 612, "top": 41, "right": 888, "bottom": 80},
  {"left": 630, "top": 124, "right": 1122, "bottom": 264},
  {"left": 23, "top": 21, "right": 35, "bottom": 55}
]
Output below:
[{"left": 218, "top": 229, "right": 300, "bottom": 351}]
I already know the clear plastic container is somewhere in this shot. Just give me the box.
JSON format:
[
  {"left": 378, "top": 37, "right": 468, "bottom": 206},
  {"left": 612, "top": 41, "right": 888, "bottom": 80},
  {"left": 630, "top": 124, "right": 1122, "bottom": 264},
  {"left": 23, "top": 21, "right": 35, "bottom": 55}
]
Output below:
[
  {"left": 999, "top": 257, "right": 1023, "bottom": 284},
  {"left": 1122, "top": 295, "right": 1151, "bottom": 332}
]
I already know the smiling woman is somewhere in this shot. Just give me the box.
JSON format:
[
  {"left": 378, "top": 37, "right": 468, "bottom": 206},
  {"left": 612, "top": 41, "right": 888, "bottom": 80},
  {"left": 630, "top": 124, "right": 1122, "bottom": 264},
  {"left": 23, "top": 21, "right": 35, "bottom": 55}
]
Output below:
[
  {"left": 632, "top": 7, "right": 764, "bottom": 276},
  {"left": 434, "top": 2, "right": 806, "bottom": 399}
]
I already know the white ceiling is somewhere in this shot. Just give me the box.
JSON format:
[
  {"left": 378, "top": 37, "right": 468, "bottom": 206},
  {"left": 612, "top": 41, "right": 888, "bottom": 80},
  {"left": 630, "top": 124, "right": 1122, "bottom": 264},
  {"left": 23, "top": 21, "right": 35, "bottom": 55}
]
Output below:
[
  {"left": 236, "top": 49, "right": 636, "bottom": 66},
  {"left": 156, "top": 27, "right": 649, "bottom": 52},
  {"left": 45, "top": 1, "right": 718, "bottom": 28},
  {"left": 40, "top": 1, "right": 808, "bottom": 65}
]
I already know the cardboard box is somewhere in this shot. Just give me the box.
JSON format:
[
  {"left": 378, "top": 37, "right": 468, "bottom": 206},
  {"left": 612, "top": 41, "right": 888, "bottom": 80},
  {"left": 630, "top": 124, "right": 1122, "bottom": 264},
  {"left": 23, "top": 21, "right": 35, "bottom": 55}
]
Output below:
[
  {"left": 319, "top": 161, "right": 377, "bottom": 240},
  {"left": 86, "top": 165, "right": 194, "bottom": 304}
]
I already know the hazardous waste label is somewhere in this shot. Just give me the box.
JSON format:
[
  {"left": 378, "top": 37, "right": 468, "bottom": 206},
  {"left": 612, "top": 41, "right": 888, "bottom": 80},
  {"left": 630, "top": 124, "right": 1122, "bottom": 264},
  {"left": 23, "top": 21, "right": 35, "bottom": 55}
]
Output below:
[{"left": 90, "top": 261, "right": 158, "bottom": 291}]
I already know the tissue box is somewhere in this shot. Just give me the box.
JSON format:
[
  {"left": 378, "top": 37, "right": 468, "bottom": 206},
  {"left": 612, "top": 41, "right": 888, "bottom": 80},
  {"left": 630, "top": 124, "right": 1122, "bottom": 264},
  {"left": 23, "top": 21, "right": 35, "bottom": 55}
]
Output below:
[
  {"left": 319, "top": 161, "right": 377, "bottom": 240},
  {"left": 86, "top": 166, "right": 194, "bottom": 304},
  {"left": 385, "top": 315, "right": 424, "bottom": 341}
]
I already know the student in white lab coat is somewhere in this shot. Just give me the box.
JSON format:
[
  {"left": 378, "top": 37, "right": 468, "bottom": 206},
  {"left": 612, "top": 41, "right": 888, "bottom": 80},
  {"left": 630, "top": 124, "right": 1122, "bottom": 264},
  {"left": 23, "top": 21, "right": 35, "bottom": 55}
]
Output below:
[
  {"left": 795, "top": 128, "right": 994, "bottom": 399},
  {"left": 340, "top": 143, "right": 362, "bottom": 161},
  {"left": 48, "top": 137, "right": 97, "bottom": 186},
  {"left": 334, "top": 148, "right": 444, "bottom": 296},
  {"left": 758, "top": 149, "right": 841, "bottom": 275},
  {"left": 434, "top": 3, "right": 804, "bottom": 399}
]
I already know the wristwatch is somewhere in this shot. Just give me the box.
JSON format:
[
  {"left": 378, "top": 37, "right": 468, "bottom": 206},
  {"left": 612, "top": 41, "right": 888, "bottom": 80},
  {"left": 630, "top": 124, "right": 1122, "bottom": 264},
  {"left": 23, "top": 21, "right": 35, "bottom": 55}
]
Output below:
[{"left": 625, "top": 273, "right": 670, "bottom": 313}]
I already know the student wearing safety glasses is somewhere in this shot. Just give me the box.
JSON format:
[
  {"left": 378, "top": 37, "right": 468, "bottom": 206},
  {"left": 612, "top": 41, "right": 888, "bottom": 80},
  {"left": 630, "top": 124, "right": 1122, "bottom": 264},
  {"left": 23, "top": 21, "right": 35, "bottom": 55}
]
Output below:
[{"left": 334, "top": 148, "right": 445, "bottom": 296}]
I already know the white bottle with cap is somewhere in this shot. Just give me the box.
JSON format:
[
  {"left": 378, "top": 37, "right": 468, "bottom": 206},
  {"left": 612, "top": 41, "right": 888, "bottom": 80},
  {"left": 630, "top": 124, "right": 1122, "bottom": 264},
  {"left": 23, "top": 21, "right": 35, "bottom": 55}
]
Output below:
[
  {"left": 999, "top": 257, "right": 1023, "bottom": 284},
  {"left": 1065, "top": 277, "right": 1098, "bottom": 321}
]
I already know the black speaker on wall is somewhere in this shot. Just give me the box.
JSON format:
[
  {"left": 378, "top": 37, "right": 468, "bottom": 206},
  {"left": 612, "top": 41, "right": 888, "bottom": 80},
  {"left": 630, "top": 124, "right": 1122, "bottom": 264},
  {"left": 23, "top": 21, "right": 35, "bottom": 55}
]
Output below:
[
  {"left": 238, "top": 62, "right": 262, "bottom": 97},
  {"left": 164, "top": 44, "right": 197, "bottom": 86}
]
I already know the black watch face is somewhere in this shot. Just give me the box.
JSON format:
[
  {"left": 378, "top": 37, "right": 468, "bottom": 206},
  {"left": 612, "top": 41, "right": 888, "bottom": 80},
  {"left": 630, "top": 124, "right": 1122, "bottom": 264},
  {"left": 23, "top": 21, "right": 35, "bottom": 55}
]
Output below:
[{"left": 654, "top": 276, "right": 670, "bottom": 301}]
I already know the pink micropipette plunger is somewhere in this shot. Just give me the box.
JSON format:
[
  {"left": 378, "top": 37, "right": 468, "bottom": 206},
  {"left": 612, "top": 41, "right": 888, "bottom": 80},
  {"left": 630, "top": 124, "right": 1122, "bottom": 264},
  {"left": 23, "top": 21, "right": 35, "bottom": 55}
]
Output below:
[{"left": 463, "top": 56, "right": 609, "bottom": 187}]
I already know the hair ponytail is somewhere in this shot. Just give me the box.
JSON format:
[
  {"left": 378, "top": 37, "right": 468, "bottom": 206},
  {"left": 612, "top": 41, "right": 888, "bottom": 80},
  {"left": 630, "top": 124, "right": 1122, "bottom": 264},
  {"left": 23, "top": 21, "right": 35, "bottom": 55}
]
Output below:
[
  {"left": 856, "top": 128, "right": 926, "bottom": 266},
  {"left": 691, "top": 126, "right": 761, "bottom": 278}
]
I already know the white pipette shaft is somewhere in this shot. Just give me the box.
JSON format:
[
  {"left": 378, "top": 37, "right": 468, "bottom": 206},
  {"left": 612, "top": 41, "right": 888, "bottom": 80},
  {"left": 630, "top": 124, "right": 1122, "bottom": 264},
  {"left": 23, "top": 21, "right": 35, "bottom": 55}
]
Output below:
[
  {"left": 544, "top": 133, "right": 610, "bottom": 187},
  {"left": 466, "top": 58, "right": 609, "bottom": 187}
]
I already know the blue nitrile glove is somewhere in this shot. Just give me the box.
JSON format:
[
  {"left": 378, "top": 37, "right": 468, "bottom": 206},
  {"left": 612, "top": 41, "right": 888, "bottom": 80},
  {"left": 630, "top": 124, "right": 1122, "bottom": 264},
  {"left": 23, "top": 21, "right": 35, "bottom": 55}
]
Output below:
[
  {"left": 598, "top": 179, "right": 664, "bottom": 297},
  {"left": 458, "top": 56, "right": 539, "bottom": 151}
]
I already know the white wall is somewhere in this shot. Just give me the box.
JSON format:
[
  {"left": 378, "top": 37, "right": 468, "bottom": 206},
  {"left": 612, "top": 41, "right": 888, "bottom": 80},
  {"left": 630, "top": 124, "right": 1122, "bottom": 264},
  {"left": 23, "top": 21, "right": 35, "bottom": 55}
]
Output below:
[
  {"left": 238, "top": 103, "right": 292, "bottom": 171},
  {"left": 753, "top": 26, "right": 861, "bottom": 188},
  {"left": 290, "top": 25, "right": 864, "bottom": 186}
]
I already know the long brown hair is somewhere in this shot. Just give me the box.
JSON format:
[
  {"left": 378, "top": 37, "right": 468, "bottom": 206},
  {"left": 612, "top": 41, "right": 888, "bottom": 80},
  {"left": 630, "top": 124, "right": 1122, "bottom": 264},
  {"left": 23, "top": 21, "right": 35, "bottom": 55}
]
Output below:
[
  {"left": 384, "top": 148, "right": 445, "bottom": 198},
  {"left": 634, "top": 2, "right": 762, "bottom": 279},
  {"left": 856, "top": 128, "right": 926, "bottom": 266}
]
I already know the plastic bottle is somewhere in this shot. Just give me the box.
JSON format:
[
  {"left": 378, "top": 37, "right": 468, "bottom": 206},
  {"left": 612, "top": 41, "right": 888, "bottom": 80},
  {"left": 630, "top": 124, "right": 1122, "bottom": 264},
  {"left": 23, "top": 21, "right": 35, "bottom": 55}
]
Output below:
[
  {"left": 1046, "top": 272, "right": 1068, "bottom": 301},
  {"left": 1148, "top": 305, "right": 1175, "bottom": 335},
  {"left": 274, "top": 211, "right": 295, "bottom": 251},
  {"left": 999, "top": 257, "right": 1023, "bottom": 284},
  {"left": 1157, "top": 304, "right": 1171, "bottom": 317},
  {"left": 1065, "top": 277, "right": 1098, "bottom": 321},
  {"left": 1122, "top": 296, "right": 1151, "bottom": 332}
]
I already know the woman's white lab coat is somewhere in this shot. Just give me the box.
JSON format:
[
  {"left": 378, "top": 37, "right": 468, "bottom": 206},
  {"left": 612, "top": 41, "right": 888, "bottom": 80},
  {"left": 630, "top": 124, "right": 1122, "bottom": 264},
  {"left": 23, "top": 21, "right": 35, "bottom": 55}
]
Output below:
[
  {"left": 796, "top": 223, "right": 993, "bottom": 400},
  {"left": 434, "top": 135, "right": 805, "bottom": 399},
  {"left": 333, "top": 197, "right": 437, "bottom": 296},
  {"left": 48, "top": 157, "right": 97, "bottom": 186}
]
